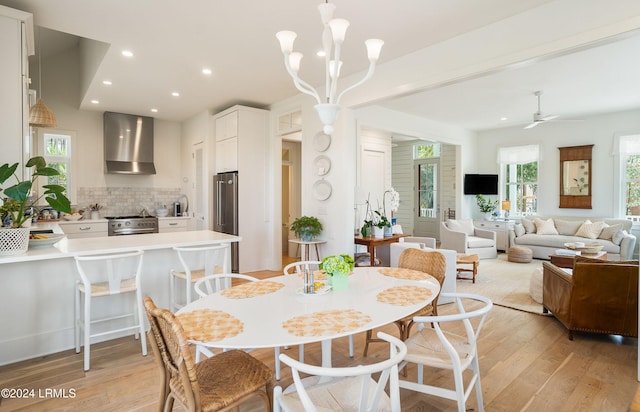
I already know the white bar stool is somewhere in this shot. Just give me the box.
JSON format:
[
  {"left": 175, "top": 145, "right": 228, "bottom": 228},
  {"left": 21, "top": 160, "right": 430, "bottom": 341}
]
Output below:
[
  {"left": 74, "top": 250, "right": 147, "bottom": 371},
  {"left": 169, "top": 244, "right": 231, "bottom": 311}
]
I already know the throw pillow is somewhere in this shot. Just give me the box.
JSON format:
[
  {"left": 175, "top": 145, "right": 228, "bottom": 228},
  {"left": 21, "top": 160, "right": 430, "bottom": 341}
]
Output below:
[
  {"left": 612, "top": 229, "right": 628, "bottom": 246},
  {"left": 574, "top": 220, "right": 605, "bottom": 239},
  {"left": 447, "top": 219, "right": 475, "bottom": 236},
  {"left": 554, "top": 219, "right": 584, "bottom": 236},
  {"left": 521, "top": 217, "right": 536, "bottom": 234},
  {"left": 598, "top": 223, "right": 622, "bottom": 241},
  {"left": 514, "top": 223, "right": 525, "bottom": 237},
  {"left": 533, "top": 218, "right": 558, "bottom": 235}
]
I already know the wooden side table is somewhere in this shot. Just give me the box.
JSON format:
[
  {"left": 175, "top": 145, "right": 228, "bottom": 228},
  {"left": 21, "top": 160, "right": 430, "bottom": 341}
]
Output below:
[
  {"left": 354, "top": 234, "right": 409, "bottom": 266},
  {"left": 456, "top": 253, "right": 480, "bottom": 283}
]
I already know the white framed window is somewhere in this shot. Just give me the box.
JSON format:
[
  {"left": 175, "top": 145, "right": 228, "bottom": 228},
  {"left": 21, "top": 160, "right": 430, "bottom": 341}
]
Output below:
[
  {"left": 36, "top": 129, "right": 75, "bottom": 205},
  {"left": 498, "top": 145, "right": 539, "bottom": 217},
  {"left": 616, "top": 134, "right": 640, "bottom": 220},
  {"left": 413, "top": 143, "right": 440, "bottom": 159}
]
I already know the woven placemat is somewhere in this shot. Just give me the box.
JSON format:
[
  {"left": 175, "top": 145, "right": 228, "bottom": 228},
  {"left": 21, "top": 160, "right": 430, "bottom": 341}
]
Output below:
[
  {"left": 283, "top": 309, "right": 372, "bottom": 337},
  {"left": 177, "top": 309, "right": 243, "bottom": 342},
  {"left": 378, "top": 267, "right": 431, "bottom": 281},
  {"left": 377, "top": 285, "right": 433, "bottom": 306},
  {"left": 220, "top": 280, "right": 284, "bottom": 299}
]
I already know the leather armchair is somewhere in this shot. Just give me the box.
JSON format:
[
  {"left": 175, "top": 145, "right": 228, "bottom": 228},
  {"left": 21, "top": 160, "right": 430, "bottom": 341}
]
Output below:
[{"left": 542, "top": 256, "right": 638, "bottom": 340}]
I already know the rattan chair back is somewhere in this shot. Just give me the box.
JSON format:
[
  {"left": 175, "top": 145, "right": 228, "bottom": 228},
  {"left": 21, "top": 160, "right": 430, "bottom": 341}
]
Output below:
[
  {"left": 398, "top": 248, "right": 447, "bottom": 310},
  {"left": 144, "top": 296, "right": 273, "bottom": 412},
  {"left": 364, "top": 248, "right": 447, "bottom": 356}
]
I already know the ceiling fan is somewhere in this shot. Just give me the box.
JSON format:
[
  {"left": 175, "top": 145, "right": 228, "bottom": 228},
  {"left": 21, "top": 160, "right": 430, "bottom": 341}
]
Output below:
[
  {"left": 523, "top": 90, "right": 583, "bottom": 129},
  {"left": 524, "top": 91, "right": 559, "bottom": 129}
]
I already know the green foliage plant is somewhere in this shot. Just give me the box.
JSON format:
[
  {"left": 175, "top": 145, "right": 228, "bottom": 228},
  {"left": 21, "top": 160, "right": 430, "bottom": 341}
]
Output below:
[
  {"left": 475, "top": 194, "right": 499, "bottom": 213},
  {"left": 320, "top": 254, "right": 355, "bottom": 277},
  {"left": 0, "top": 156, "right": 71, "bottom": 228}
]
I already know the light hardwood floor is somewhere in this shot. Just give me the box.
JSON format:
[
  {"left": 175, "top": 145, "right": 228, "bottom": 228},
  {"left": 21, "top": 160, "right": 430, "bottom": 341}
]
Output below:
[{"left": 1, "top": 264, "right": 638, "bottom": 411}]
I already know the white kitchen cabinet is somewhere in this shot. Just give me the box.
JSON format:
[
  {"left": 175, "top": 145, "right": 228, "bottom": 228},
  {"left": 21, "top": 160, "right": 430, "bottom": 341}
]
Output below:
[
  {"left": 159, "top": 217, "right": 190, "bottom": 233},
  {"left": 0, "top": 6, "right": 33, "bottom": 170},
  {"left": 212, "top": 105, "right": 269, "bottom": 272},
  {"left": 215, "top": 111, "right": 238, "bottom": 141},
  {"left": 474, "top": 220, "right": 515, "bottom": 251},
  {"left": 58, "top": 220, "right": 108, "bottom": 239},
  {"left": 215, "top": 136, "right": 237, "bottom": 173}
]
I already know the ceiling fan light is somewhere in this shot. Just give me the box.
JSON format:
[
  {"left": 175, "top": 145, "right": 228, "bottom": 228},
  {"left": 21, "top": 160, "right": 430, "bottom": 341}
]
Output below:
[
  {"left": 289, "top": 52, "right": 303, "bottom": 73},
  {"left": 317, "top": 2, "right": 336, "bottom": 24},
  {"left": 276, "top": 31, "right": 297, "bottom": 54},
  {"left": 365, "top": 39, "right": 384, "bottom": 61},
  {"left": 328, "top": 18, "right": 349, "bottom": 44},
  {"left": 29, "top": 98, "right": 57, "bottom": 128}
]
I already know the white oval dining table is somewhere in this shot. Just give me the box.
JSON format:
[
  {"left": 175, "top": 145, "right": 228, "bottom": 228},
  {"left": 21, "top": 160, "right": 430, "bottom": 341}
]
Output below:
[{"left": 176, "top": 266, "right": 440, "bottom": 368}]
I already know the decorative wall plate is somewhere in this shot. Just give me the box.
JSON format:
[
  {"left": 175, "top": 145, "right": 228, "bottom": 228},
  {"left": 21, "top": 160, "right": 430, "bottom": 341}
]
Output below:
[
  {"left": 314, "top": 155, "right": 331, "bottom": 176},
  {"left": 313, "top": 132, "right": 331, "bottom": 152},
  {"left": 313, "top": 180, "right": 332, "bottom": 201}
]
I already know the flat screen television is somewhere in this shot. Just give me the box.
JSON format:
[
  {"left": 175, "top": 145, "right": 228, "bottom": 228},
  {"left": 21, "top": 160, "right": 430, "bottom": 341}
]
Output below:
[{"left": 464, "top": 174, "right": 498, "bottom": 195}]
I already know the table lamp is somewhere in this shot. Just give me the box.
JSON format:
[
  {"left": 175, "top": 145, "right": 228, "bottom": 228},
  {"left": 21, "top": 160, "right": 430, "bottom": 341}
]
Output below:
[{"left": 501, "top": 200, "right": 511, "bottom": 219}]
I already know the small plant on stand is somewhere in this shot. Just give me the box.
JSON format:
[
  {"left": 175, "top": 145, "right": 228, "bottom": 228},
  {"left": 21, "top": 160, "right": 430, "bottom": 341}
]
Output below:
[{"left": 290, "top": 216, "right": 323, "bottom": 241}]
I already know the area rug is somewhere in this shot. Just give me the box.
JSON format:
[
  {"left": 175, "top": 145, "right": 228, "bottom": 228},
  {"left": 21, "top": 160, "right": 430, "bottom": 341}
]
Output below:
[{"left": 454, "top": 254, "right": 551, "bottom": 316}]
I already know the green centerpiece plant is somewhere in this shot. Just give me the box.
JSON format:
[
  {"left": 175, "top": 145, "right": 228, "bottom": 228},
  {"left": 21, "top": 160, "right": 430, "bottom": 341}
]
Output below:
[
  {"left": 320, "top": 254, "right": 355, "bottom": 291},
  {"left": 290, "top": 215, "right": 323, "bottom": 242}
]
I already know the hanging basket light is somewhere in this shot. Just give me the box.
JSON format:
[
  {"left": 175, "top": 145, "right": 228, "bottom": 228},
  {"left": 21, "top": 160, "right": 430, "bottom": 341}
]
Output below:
[{"left": 29, "top": 98, "right": 57, "bottom": 128}]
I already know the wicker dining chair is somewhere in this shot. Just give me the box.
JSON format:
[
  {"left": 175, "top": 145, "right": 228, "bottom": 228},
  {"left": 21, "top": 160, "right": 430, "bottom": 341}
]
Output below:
[
  {"left": 143, "top": 296, "right": 274, "bottom": 412},
  {"left": 363, "top": 248, "right": 447, "bottom": 356}
]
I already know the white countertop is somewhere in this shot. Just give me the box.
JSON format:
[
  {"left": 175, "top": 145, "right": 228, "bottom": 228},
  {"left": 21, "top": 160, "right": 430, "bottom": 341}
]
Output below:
[{"left": 0, "top": 230, "right": 241, "bottom": 265}]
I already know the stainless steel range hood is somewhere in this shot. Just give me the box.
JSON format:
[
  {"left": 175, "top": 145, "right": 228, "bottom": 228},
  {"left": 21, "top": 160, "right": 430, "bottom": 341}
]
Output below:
[{"left": 103, "top": 111, "right": 156, "bottom": 174}]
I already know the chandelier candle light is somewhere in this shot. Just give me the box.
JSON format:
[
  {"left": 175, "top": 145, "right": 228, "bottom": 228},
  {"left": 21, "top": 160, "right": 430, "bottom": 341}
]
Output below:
[{"left": 276, "top": 2, "right": 383, "bottom": 135}]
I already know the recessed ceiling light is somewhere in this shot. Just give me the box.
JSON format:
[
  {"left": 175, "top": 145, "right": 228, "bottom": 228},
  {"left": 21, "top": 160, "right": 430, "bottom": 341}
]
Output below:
[
  {"left": 121, "top": 50, "right": 134, "bottom": 57},
  {"left": 202, "top": 68, "right": 212, "bottom": 75},
  {"left": 102, "top": 80, "right": 112, "bottom": 85},
  {"left": 151, "top": 108, "right": 158, "bottom": 113},
  {"left": 500, "top": 117, "right": 508, "bottom": 121},
  {"left": 171, "top": 92, "right": 180, "bottom": 97},
  {"left": 317, "top": 50, "right": 326, "bottom": 57},
  {"left": 91, "top": 100, "right": 99, "bottom": 104}
]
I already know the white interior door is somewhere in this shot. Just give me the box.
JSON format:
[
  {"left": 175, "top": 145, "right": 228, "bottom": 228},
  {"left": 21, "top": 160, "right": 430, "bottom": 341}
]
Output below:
[
  {"left": 414, "top": 159, "right": 439, "bottom": 238},
  {"left": 358, "top": 137, "right": 391, "bottom": 225}
]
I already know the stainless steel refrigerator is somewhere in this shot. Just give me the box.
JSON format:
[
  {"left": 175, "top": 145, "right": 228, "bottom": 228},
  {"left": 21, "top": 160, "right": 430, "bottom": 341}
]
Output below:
[{"left": 213, "top": 171, "right": 239, "bottom": 272}]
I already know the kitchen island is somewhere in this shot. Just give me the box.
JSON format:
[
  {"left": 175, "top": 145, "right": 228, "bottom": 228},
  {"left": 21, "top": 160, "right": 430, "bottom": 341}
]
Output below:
[{"left": 0, "top": 230, "right": 240, "bottom": 365}]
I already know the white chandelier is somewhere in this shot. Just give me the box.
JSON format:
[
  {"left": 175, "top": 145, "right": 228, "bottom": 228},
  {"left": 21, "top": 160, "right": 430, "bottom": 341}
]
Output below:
[{"left": 276, "top": 2, "right": 383, "bottom": 135}]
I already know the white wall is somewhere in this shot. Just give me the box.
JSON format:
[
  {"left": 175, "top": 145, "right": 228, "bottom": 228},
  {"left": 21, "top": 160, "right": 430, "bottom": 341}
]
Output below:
[
  {"left": 475, "top": 109, "right": 640, "bottom": 218},
  {"left": 41, "top": 45, "right": 183, "bottom": 201},
  {"left": 181, "top": 110, "right": 211, "bottom": 230}
]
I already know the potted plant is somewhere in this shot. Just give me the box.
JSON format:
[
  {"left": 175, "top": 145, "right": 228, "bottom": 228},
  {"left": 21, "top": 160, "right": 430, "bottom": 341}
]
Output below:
[
  {"left": 372, "top": 210, "right": 391, "bottom": 237},
  {"left": 290, "top": 215, "right": 323, "bottom": 242},
  {"left": 320, "top": 254, "right": 354, "bottom": 291},
  {"left": 475, "top": 194, "right": 499, "bottom": 220},
  {"left": 0, "top": 156, "right": 71, "bottom": 255}
]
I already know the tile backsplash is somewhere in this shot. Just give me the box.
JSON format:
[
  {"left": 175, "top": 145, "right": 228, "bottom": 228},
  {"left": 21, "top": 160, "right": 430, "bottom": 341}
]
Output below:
[{"left": 76, "top": 187, "right": 182, "bottom": 217}]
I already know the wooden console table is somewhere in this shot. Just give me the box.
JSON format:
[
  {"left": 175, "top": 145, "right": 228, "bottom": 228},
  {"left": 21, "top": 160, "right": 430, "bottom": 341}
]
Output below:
[{"left": 354, "top": 234, "right": 409, "bottom": 266}]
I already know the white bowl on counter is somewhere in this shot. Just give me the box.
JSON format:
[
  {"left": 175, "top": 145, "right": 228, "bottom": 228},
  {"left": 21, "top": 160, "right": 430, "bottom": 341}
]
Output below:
[
  {"left": 63, "top": 214, "right": 83, "bottom": 221},
  {"left": 155, "top": 208, "right": 169, "bottom": 217}
]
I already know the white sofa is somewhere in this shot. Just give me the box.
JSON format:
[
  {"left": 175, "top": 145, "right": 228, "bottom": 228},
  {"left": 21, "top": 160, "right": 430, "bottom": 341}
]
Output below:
[
  {"left": 389, "top": 239, "right": 456, "bottom": 305},
  {"left": 508, "top": 216, "right": 637, "bottom": 260},
  {"left": 440, "top": 219, "right": 497, "bottom": 259}
]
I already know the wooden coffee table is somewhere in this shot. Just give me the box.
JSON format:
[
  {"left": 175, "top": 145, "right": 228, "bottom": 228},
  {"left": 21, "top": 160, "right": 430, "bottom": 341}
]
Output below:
[{"left": 549, "top": 250, "right": 607, "bottom": 269}]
